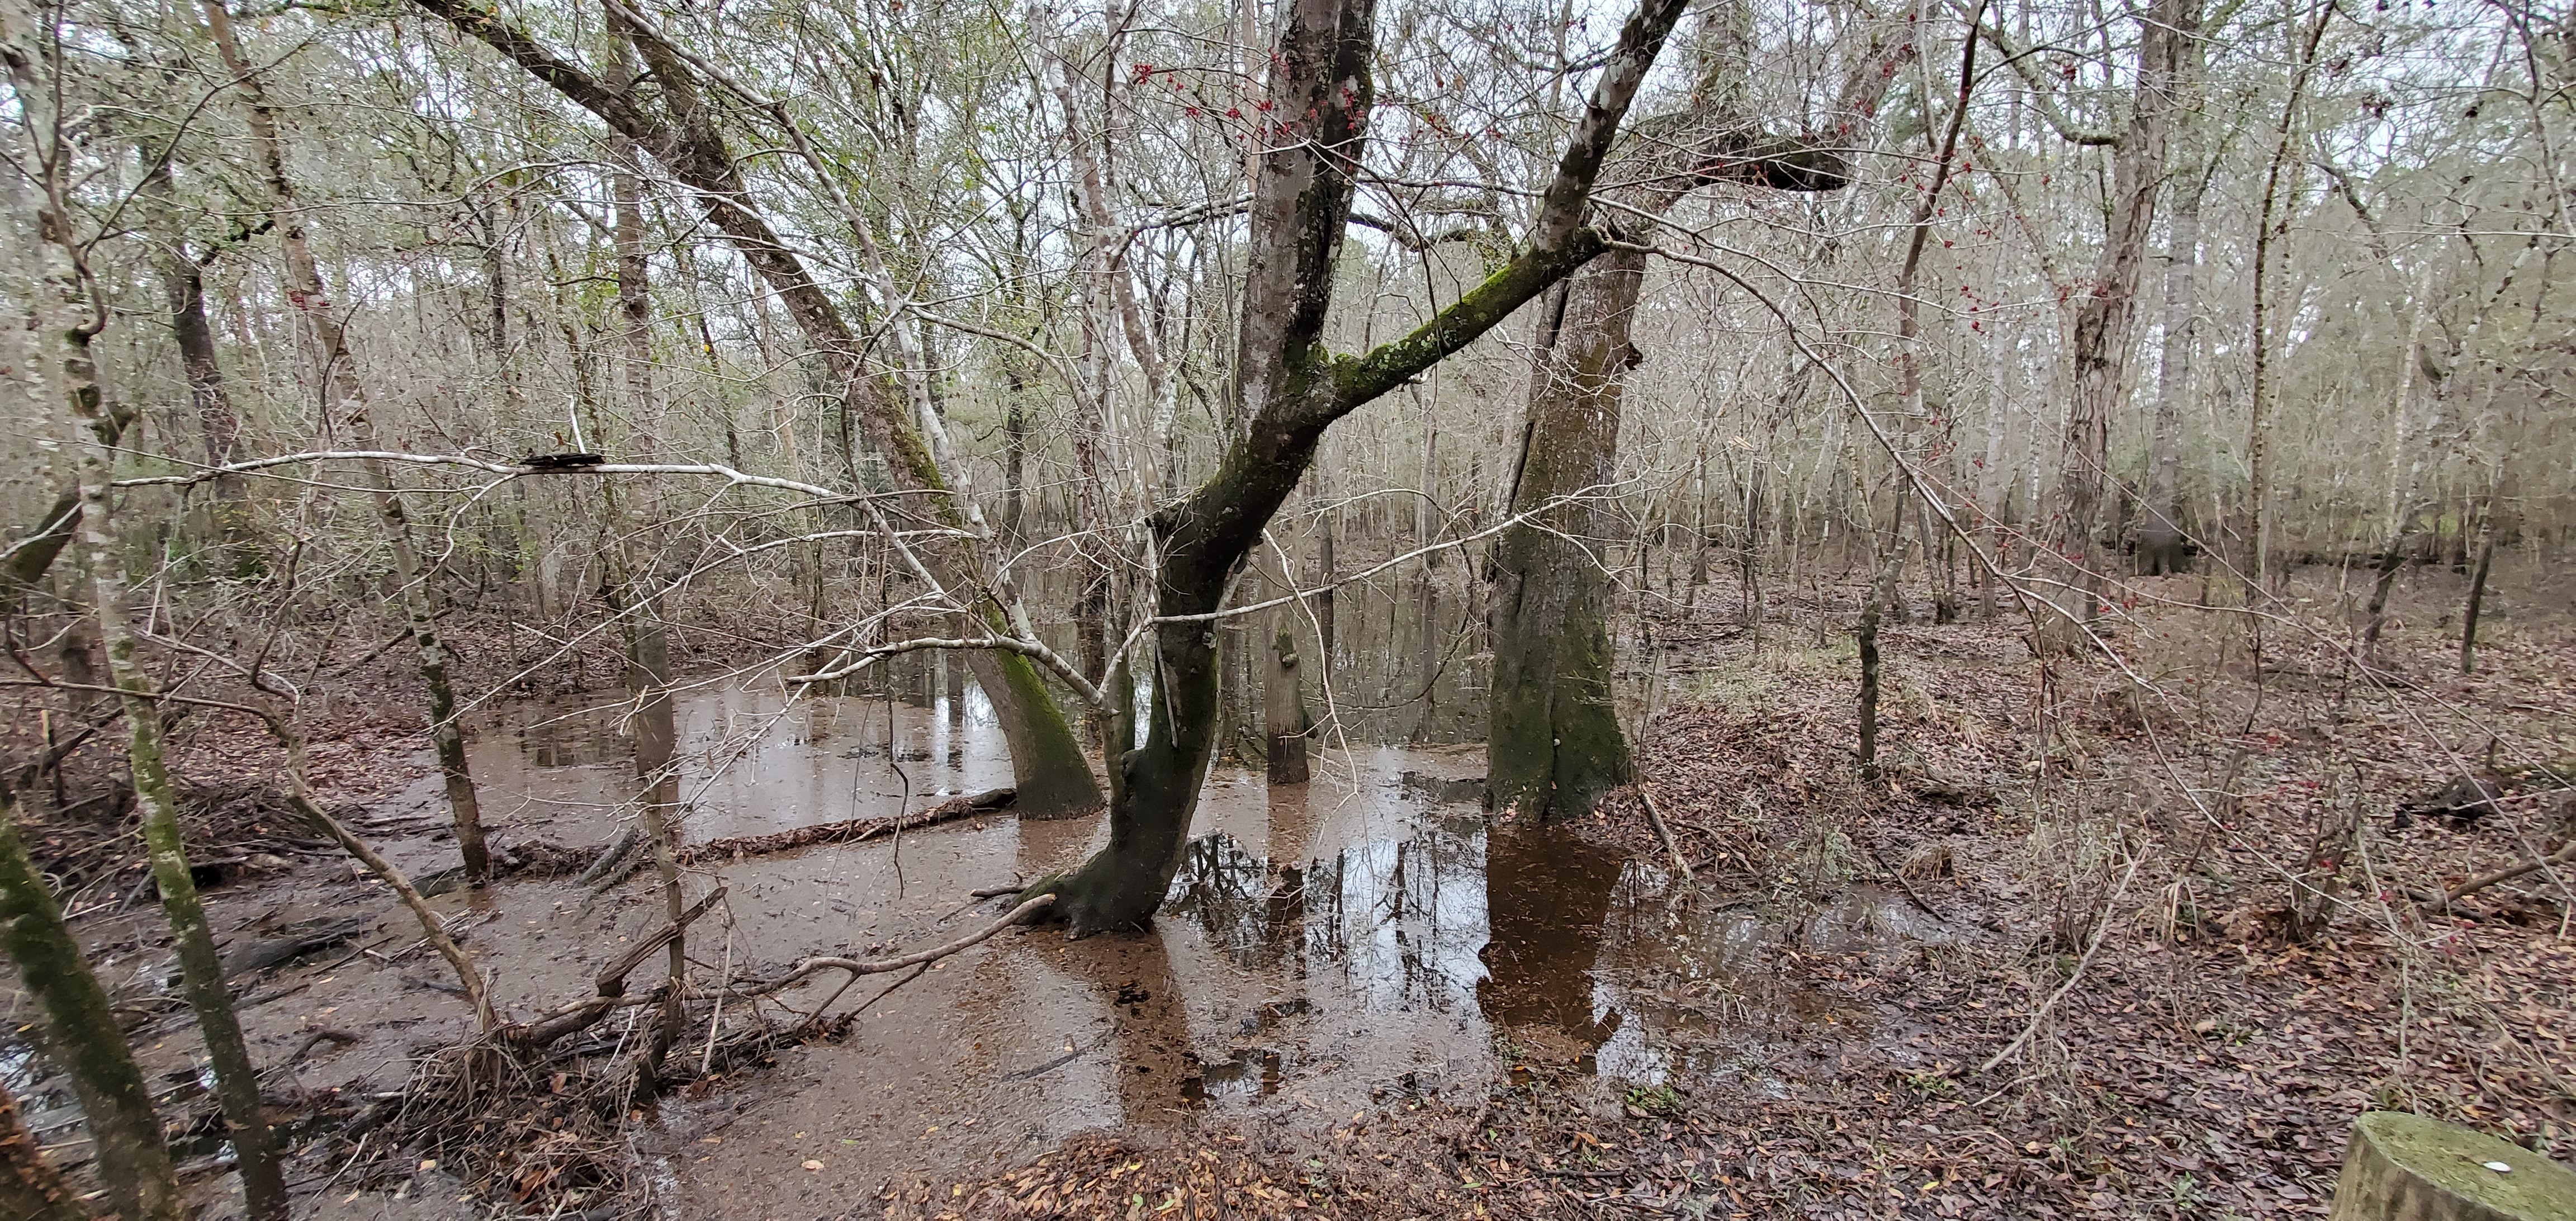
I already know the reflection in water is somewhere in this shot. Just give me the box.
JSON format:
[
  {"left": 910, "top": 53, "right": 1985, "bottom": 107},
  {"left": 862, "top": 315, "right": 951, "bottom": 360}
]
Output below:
[
  {"left": 421, "top": 676, "right": 1951, "bottom": 1217},
  {"left": 1478, "top": 828, "right": 1625, "bottom": 1050}
]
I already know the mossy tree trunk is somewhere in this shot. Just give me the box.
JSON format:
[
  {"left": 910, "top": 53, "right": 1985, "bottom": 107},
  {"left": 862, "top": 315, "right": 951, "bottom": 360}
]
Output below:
[
  {"left": 1265, "top": 624, "right": 1310, "bottom": 784},
  {"left": 1019, "top": 0, "right": 1694, "bottom": 934},
  {"left": 0, "top": 793, "right": 180, "bottom": 1221},
  {"left": 2326, "top": 1111, "right": 2576, "bottom": 1220},
  {"left": 0, "top": 28, "right": 184, "bottom": 1212},
  {"left": 54, "top": 289, "right": 292, "bottom": 1221},
  {"left": 1491, "top": 257, "right": 1642, "bottom": 820},
  {"left": 21, "top": 179, "right": 288, "bottom": 1210},
  {"left": 1486, "top": 17, "right": 1914, "bottom": 818}
]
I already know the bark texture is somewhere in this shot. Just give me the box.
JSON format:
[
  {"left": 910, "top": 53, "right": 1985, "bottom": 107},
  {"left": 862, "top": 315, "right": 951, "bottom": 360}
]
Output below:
[
  {"left": 1488, "top": 11, "right": 1912, "bottom": 818},
  {"left": 0, "top": 796, "right": 180, "bottom": 1221},
  {"left": 0, "top": 1076, "right": 92, "bottom": 1221},
  {"left": 2042, "top": 0, "right": 2190, "bottom": 649}
]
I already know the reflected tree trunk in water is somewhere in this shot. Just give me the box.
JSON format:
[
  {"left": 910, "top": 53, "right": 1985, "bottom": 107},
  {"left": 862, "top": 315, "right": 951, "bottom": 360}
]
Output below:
[{"left": 1478, "top": 828, "right": 1623, "bottom": 1050}]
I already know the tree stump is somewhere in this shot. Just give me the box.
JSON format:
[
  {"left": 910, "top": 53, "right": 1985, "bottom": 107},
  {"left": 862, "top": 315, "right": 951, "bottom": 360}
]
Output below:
[
  {"left": 2328, "top": 1112, "right": 2576, "bottom": 1221},
  {"left": 1265, "top": 628, "right": 1309, "bottom": 785}
]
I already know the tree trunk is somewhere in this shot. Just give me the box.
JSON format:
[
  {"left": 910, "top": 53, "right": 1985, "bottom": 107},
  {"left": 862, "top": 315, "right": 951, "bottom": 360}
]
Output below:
[
  {"left": 1857, "top": 544, "right": 1906, "bottom": 777},
  {"left": 1491, "top": 268, "right": 1639, "bottom": 821},
  {"left": 208, "top": 0, "right": 491, "bottom": 881},
  {"left": 606, "top": 106, "right": 690, "bottom": 1078},
  {"left": 0, "top": 794, "right": 180, "bottom": 1221},
  {"left": 2460, "top": 503, "right": 2499, "bottom": 675},
  {"left": 1265, "top": 624, "right": 1309, "bottom": 783},
  {"left": 139, "top": 157, "right": 253, "bottom": 576},
  {"left": 1018, "top": 0, "right": 1692, "bottom": 934},
  {"left": 1314, "top": 499, "right": 1338, "bottom": 666},
  {"left": 2325, "top": 1111, "right": 2576, "bottom": 1220},
  {"left": 424, "top": 0, "right": 1104, "bottom": 819},
  {"left": 2136, "top": 165, "right": 2203, "bottom": 575},
  {"left": 2042, "top": 0, "right": 2187, "bottom": 650},
  {"left": 42, "top": 253, "right": 287, "bottom": 1218},
  {"left": 1486, "top": 10, "right": 1910, "bottom": 817},
  {"left": 2361, "top": 538, "right": 2407, "bottom": 659}
]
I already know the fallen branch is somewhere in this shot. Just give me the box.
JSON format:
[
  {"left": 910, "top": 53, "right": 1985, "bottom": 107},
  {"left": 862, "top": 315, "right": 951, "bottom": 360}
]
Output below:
[
  {"left": 1636, "top": 785, "right": 1692, "bottom": 879},
  {"left": 673, "top": 787, "right": 1014, "bottom": 865},
  {"left": 732, "top": 893, "right": 1054, "bottom": 1000},
  {"left": 503, "top": 886, "right": 726, "bottom": 1048},
  {"left": 1862, "top": 841, "right": 1942, "bottom": 920},
  {"left": 282, "top": 784, "right": 493, "bottom": 1030},
  {"left": 2427, "top": 840, "right": 2575, "bottom": 910},
  {"left": 1978, "top": 848, "right": 2144, "bottom": 1076}
]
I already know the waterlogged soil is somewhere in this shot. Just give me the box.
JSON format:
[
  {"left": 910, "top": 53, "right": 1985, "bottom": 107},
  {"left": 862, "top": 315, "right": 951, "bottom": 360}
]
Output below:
[{"left": 31, "top": 673, "right": 1951, "bottom": 1219}]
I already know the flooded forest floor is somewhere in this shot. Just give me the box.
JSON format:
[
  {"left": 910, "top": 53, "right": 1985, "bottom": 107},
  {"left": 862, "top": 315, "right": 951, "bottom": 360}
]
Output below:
[{"left": 6, "top": 562, "right": 2573, "bottom": 1220}]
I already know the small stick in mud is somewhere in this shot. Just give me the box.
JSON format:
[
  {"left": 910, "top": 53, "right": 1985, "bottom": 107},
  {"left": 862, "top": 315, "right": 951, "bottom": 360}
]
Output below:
[{"left": 1637, "top": 785, "right": 1692, "bottom": 879}]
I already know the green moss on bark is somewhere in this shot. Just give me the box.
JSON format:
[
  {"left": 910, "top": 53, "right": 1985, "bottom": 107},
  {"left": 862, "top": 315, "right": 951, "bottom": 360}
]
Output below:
[{"left": 0, "top": 799, "right": 181, "bottom": 1221}]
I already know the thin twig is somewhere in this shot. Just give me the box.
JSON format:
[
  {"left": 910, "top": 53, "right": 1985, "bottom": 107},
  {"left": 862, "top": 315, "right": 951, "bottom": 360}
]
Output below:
[{"left": 1977, "top": 848, "right": 2145, "bottom": 1075}]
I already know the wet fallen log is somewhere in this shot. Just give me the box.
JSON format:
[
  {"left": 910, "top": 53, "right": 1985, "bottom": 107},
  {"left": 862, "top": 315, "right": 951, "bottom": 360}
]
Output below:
[
  {"left": 217, "top": 915, "right": 371, "bottom": 980},
  {"left": 671, "top": 786, "right": 1015, "bottom": 865}
]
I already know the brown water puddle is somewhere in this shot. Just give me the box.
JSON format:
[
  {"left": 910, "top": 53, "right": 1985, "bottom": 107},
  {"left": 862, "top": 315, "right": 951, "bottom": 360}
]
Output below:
[{"left": 15, "top": 674, "right": 1950, "bottom": 1219}]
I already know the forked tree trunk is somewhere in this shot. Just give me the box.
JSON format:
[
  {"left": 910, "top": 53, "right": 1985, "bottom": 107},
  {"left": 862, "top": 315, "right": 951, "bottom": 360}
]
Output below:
[
  {"left": 1016, "top": 0, "right": 1692, "bottom": 933},
  {"left": 209, "top": 0, "right": 491, "bottom": 881},
  {"left": 1489, "top": 10, "right": 1912, "bottom": 817},
  {"left": 2042, "top": 0, "right": 2188, "bottom": 650}
]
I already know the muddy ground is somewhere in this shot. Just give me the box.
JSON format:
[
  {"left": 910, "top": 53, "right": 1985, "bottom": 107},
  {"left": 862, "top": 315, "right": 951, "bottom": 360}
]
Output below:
[{"left": 4, "top": 559, "right": 2571, "bottom": 1220}]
